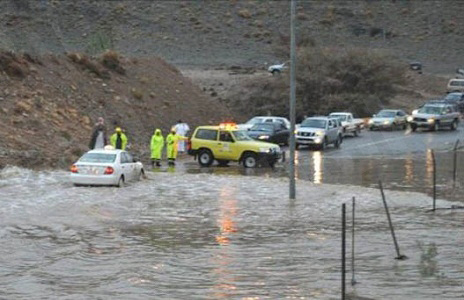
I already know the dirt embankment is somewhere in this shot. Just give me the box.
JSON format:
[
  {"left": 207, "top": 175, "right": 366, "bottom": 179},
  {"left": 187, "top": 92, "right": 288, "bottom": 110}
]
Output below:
[{"left": 0, "top": 51, "right": 232, "bottom": 169}]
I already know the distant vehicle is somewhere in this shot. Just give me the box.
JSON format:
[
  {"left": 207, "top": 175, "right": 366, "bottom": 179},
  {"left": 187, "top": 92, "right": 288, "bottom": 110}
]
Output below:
[
  {"left": 247, "top": 122, "right": 290, "bottom": 145},
  {"left": 295, "top": 117, "right": 343, "bottom": 150},
  {"left": 368, "top": 109, "right": 408, "bottom": 130},
  {"left": 444, "top": 92, "right": 464, "bottom": 112},
  {"left": 408, "top": 103, "right": 460, "bottom": 132},
  {"left": 70, "top": 149, "right": 144, "bottom": 187},
  {"left": 328, "top": 112, "right": 363, "bottom": 136},
  {"left": 447, "top": 78, "right": 464, "bottom": 93},
  {"left": 238, "top": 116, "right": 290, "bottom": 131},
  {"left": 188, "top": 123, "right": 281, "bottom": 168},
  {"left": 268, "top": 63, "right": 287, "bottom": 75}
]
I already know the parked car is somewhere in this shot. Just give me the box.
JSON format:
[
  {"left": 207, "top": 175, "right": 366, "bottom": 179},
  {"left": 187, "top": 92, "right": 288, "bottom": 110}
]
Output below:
[
  {"left": 70, "top": 149, "right": 145, "bottom": 187},
  {"left": 238, "top": 116, "right": 290, "bottom": 131},
  {"left": 328, "top": 112, "right": 364, "bottom": 136},
  {"left": 408, "top": 103, "right": 460, "bottom": 132},
  {"left": 447, "top": 78, "right": 464, "bottom": 93},
  {"left": 295, "top": 117, "right": 343, "bottom": 150},
  {"left": 368, "top": 109, "right": 408, "bottom": 130},
  {"left": 247, "top": 122, "right": 290, "bottom": 145},
  {"left": 268, "top": 62, "right": 287, "bottom": 75}
]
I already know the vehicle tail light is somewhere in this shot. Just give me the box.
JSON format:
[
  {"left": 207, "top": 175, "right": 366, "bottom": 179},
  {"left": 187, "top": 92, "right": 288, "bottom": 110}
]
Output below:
[
  {"left": 104, "top": 166, "right": 114, "bottom": 175},
  {"left": 70, "top": 165, "right": 78, "bottom": 173}
]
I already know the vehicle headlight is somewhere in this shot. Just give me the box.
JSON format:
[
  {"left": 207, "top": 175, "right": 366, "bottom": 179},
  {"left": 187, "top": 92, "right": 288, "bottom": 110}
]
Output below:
[
  {"left": 368, "top": 119, "right": 374, "bottom": 124},
  {"left": 427, "top": 118, "right": 435, "bottom": 123},
  {"left": 407, "top": 116, "right": 413, "bottom": 122},
  {"left": 383, "top": 120, "right": 391, "bottom": 125},
  {"left": 258, "top": 135, "right": 270, "bottom": 140},
  {"left": 315, "top": 131, "right": 325, "bottom": 136},
  {"left": 314, "top": 138, "right": 322, "bottom": 144},
  {"left": 259, "top": 147, "right": 272, "bottom": 153}
]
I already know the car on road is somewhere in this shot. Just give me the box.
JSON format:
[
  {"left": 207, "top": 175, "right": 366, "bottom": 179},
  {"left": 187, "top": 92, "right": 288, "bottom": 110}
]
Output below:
[
  {"left": 295, "top": 117, "right": 343, "bottom": 150},
  {"left": 238, "top": 116, "right": 290, "bottom": 131},
  {"left": 444, "top": 92, "right": 464, "bottom": 112},
  {"left": 447, "top": 78, "right": 464, "bottom": 93},
  {"left": 368, "top": 109, "right": 408, "bottom": 130},
  {"left": 328, "top": 112, "right": 363, "bottom": 136},
  {"left": 188, "top": 123, "right": 281, "bottom": 168},
  {"left": 70, "top": 148, "right": 144, "bottom": 187},
  {"left": 247, "top": 122, "right": 290, "bottom": 145},
  {"left": 268, "top": 62, "right": 287, "bottom": 75},
  {"left": 408, "top": 103, "right": 460, "bottom": 132}
]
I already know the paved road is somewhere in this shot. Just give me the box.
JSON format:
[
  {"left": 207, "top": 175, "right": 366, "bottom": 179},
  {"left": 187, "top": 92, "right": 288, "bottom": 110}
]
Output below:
[{"left": 316, "top": 125, "right": 464, "bottom": 158}]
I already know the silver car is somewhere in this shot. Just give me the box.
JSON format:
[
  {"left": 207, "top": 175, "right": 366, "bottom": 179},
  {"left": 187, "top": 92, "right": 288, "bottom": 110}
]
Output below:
[
  {"left": 409, "top": 104, "right": 460, "bottom": 132},
  {"left": 368, "top": 109, "right": 408, "bottom": 130},
  {"left": 295, "top": 117, "right": 343, "bottom": 150}
]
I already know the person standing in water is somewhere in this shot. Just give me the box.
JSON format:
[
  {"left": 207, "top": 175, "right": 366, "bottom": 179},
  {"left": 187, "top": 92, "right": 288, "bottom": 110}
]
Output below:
[
  {"left": 110, "top": 127, "right": 128, "bottom": 150},
  {"left": 150, "top": 128, "right": 164, "bottom": 167}
]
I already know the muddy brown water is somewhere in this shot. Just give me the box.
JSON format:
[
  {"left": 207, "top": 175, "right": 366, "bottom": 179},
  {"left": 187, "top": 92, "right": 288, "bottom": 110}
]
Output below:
[{"left": 0, "top": 150, "right": 463, "bottom": 299}]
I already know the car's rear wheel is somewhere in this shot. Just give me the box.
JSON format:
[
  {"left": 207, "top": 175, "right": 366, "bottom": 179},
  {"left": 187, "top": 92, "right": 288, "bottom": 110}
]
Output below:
[
  {"left": 117, "top": 176, "right": 125, "bottom": 188},
  {"left": 136, "top": 169, "right": 145, "bottom": 181},
  {"left": 451, "top": 120, "right": 458, "bottom": 131},
  {"left": 198, "top": 149, "right": 214, "bottom": 167},
  {"left": 354, "top": 128, "right": 359, "bottom": 136},
  {"left": 242, "top": 153, "right": 258, "bottom": 168},
  {"left": 217, "top": 159, "right": 230, "bottom": 167},
  {"left": 271, "top": 69, "right": 280, "bottom": 75}
]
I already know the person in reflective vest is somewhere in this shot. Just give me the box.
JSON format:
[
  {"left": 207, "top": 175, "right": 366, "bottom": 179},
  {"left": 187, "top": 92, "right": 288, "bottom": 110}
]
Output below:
[
  {"left": 166, "top": 128, "right": 187, "bottom": 166},
  {"left": 110, "top": 127, "right": 128, "bottom": 150},
  {"left": 150, "top": 129, "right": 164, "bottom": 167}
]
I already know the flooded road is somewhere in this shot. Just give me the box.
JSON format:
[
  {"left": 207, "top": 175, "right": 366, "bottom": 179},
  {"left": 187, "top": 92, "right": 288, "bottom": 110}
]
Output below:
[{"left": 1, "top": 128, "right": 464, "bottom": 299}]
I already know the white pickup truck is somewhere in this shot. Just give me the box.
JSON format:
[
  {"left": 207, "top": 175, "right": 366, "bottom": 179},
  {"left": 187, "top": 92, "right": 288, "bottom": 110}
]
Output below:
[{"left": 328, "top": 112, "right": 364, "bottom": 137}]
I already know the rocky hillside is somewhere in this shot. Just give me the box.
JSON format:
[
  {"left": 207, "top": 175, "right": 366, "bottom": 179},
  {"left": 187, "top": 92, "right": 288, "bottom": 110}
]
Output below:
[
  {"left": 1, "top": 0, "right": 463, "bottom": 73},
  {"left": 0, "top": 51, "right": 231, "bottom": 169}
]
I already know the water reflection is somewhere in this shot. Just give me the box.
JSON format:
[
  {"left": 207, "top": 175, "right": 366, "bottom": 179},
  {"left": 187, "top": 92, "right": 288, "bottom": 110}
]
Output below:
[
  {"left": 404, "top": 157, "right": 414, "bottom": 185},
  {"left": 312, "top": 151, "right": 323, "bottom": 184},
  {"left": 425, "top": 149, "right": 434, "bottom": 186},
  {"left": 211, "top": 186, "right": 238, "bottom": 298}
]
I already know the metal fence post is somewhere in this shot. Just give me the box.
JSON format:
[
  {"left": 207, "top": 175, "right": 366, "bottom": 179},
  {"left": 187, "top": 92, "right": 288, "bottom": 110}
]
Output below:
[
  {"left": 379, "top": 180, "right": 407, "bottom": 260},
  {"left": 453, "top": 139, "right": 459, "bottom": 186}
]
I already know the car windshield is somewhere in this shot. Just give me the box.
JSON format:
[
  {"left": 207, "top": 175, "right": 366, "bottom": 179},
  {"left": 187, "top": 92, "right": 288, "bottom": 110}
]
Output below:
[
  {"left": 376, "top": 111, "right": 396, "bottom": 118},
  {"left": 450, "top": 80, "right": 464, "bottom": 86},
  {"left": 330, "top": 114, "right": 347, "bottom": 121},
  {"left": 79, "top": 153, "right": 116, "bottom": 163},
  {"left": 250, "top": 124, "right": 274, "bottom": 132},
  {"left": 300, "top": 119, "right": 326, "bottom": 129},
  {"left": 246, "top": 117, "right": 265, "bottom": 125},
  {"left": 232, "top": 130, "right": 253, "bottom": 141},
  {"left": 445, "top": 94, "right": 461, "bottom": 101},
  {"left": 418, "top": 106, "right": 444, "bottom": 115}
]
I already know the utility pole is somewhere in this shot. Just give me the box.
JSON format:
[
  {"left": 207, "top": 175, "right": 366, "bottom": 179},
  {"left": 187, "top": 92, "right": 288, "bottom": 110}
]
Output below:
[{"left": 289, "top": 0, "right": 296, "bottom": 199}]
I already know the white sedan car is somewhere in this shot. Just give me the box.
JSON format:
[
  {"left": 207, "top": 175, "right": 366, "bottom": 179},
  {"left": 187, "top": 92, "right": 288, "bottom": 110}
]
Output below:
[{"left": 70, "top": 149, "right": 144, "bottom": 187}]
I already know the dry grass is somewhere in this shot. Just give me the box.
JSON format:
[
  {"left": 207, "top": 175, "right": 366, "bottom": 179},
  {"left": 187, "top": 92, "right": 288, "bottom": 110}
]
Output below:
[
  {"left": 101, "top": 50, "right": 126, "bottom": 75},
  {"left": 0, "top": 51, "right": 30, "bottom": 78},
  {"left": 67, "top": 52, "right": 110, "bottom": 79},
  {"left": 237, "top": 9, "right": 251, "bottom": 19}
]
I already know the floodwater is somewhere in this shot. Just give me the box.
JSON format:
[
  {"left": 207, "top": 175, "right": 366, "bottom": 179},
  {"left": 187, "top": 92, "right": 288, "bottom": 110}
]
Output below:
[{"left": 0, "top": 158, "right": 463, "bottom": 299}]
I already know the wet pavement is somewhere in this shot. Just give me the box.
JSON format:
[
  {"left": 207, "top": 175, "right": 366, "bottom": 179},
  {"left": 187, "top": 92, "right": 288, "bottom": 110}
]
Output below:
[{"left": 0, "top": 127, "right": 463, "bottom": 299}]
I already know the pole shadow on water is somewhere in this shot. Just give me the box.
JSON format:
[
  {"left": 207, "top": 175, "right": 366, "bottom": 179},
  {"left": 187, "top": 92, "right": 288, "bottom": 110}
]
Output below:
[{"left": 379, "top": 180, "right": 407, "bottom": 260}]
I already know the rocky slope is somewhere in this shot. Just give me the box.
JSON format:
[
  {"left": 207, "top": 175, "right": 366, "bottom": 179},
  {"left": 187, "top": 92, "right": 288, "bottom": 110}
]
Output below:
[{"left": 1, "top": 0, "right": 463, "bottom": 73}]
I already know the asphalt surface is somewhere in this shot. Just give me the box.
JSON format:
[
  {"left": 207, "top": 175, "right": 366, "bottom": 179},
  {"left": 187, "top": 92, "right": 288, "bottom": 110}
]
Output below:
[{"left": 318, "top": 125, "right": 464, "bottom": 158}]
